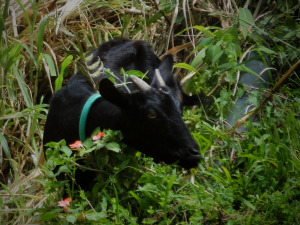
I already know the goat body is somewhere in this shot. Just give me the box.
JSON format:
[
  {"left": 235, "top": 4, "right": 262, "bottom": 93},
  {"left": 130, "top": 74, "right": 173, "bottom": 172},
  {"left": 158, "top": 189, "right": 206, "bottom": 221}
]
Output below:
[{"left": 44, "top": 39, "right": 200, "bottom": 168}]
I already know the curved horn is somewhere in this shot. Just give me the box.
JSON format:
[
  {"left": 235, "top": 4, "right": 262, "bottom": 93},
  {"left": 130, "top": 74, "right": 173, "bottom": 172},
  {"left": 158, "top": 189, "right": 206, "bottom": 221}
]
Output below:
[
  {"left": 130, "top": 75, "right": 151, "bottom": 92},
  {"left": 154, "top": 69, "right": 166, "bottom": 87}
]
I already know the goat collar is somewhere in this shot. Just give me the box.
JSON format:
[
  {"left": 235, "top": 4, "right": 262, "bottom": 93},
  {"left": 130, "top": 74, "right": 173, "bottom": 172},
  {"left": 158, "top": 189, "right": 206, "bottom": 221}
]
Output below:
[{"left": 79, "top": 93, "right": 102, "bottom": 142}]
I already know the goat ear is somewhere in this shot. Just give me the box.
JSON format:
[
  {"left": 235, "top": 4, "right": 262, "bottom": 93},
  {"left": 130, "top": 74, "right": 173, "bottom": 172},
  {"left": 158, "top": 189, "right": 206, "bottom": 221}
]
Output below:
[
  {"left": 159, "top": 54, "right": 174, "bottom": 73},
  {"left": 151, "top": 55, "right": 174, "bottom": 88},
  {"left": 98, "top": 78, "right": 128, "bottom": 108}
]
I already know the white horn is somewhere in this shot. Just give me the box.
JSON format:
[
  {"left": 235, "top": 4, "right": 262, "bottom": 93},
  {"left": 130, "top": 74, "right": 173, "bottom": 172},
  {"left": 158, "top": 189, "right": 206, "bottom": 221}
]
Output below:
[
  {"left": 154, "top": 69, "right": 166, "bottom": 87},
  {"left": 130, "top": 75, "right": 151, "bottom": 92}
]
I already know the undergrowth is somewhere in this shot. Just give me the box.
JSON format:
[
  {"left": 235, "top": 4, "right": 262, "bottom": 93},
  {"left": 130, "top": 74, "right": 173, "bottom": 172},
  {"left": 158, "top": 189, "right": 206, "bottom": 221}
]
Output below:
[{"left": 1, "top": 0, "right": 299, "bottom": 224}]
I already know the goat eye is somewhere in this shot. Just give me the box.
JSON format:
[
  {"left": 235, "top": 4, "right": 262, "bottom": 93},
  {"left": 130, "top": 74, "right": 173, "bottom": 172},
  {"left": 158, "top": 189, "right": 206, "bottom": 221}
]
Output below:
[{"left": 148, "top": 113, "right": 157, "bottom": 119}]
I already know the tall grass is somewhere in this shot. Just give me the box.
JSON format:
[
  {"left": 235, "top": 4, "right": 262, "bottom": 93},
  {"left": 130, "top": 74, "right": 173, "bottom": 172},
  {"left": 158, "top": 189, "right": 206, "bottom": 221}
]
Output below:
[{"left": 0, "top": 0, "right": 299, "bottom": 224}]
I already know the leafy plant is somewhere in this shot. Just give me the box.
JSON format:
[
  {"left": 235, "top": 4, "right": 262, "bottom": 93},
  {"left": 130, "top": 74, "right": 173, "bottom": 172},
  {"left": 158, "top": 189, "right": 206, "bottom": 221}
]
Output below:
[{"left": 1, "top": 1, "right": 299, "bottom": 224}]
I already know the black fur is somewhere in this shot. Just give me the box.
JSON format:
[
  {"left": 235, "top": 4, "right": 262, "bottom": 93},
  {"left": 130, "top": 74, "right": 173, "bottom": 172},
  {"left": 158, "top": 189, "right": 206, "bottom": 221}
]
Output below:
[{"left": 44, "top": 39, "right": 201, "bottom": 168}]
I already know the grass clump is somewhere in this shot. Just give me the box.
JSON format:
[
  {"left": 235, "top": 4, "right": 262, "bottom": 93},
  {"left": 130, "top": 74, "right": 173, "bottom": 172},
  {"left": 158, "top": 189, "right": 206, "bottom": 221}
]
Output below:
[{"left": 1, "top": 0, "right": 299, "bottom": 224}]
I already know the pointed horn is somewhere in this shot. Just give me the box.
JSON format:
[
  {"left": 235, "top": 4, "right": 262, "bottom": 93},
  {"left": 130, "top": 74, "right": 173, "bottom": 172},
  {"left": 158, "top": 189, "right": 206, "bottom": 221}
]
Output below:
[
  {"left": 130, "top": 75, "right": 151, "bottom": 92},
  {"left": 154, "top": 69, "right": 166, "bottom": 87}
]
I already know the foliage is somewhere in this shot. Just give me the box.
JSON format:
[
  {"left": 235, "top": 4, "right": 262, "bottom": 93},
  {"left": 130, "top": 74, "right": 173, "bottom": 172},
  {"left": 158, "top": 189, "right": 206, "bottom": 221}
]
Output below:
[{"left": 0, "top": 0, "right": 299, "bottom": 224}]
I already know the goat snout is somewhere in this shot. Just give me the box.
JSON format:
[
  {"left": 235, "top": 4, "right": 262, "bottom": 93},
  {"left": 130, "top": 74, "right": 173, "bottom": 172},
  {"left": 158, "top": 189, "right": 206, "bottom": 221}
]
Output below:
[{"left": 189, "top": 148, "right": 200, "bottom": 156}]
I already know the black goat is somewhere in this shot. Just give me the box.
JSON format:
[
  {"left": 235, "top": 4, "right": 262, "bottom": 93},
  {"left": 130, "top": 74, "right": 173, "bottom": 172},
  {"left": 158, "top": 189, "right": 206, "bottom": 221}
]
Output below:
[{"left": 44, "top": 39, "right": 200, "bottom": 168}]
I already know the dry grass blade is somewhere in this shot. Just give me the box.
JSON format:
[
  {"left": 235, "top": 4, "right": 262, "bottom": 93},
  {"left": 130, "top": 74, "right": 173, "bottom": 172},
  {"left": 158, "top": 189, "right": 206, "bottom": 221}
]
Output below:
[{"left": 55, "top": 0, "right": 84, "bottom": 34}]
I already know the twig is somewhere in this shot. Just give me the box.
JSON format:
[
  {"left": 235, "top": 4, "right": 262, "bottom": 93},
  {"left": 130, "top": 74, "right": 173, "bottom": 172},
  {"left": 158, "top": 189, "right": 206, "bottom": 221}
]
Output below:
[
  {"left": 243, "top": 0, "right": 251, "bottom": 8},
  {"left": 141, "top": 166, "right": 157, "bottom": 173},
  {"left": 166, "top": 0, "right": 179, "bottom": 52},
  {"left": 124, "top": 7, "right": 144, "bottom": 15},
  {"left": 253, "top": 0, "right": 263, "bottom": 19},
  {"left": 0, "top": 194, "right": 42, "bottom": 199},
  {"left": 233, "top": 46, "right": 254, "bottom": 96}
]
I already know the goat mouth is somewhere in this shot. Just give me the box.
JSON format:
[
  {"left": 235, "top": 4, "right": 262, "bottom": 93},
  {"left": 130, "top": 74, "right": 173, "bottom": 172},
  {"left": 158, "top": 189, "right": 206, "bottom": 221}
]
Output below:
[
  {"left": 156, "top": 151, "right": 201, "bottom": 169},
  {"left": 178, "top": 154, "right": 201, "bottom": 169}
]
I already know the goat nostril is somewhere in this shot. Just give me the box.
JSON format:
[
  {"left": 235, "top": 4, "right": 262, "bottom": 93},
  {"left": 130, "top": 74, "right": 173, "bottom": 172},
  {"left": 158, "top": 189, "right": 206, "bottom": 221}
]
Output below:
[{"left": 189, "top": 148, "right": 199, "bottom": 155}]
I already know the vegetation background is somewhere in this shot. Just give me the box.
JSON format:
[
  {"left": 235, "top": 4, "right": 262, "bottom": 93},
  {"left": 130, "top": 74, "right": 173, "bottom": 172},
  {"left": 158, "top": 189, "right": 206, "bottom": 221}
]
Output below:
[{"left": 0, "top": 0, "right": 299, "bottom": 224}]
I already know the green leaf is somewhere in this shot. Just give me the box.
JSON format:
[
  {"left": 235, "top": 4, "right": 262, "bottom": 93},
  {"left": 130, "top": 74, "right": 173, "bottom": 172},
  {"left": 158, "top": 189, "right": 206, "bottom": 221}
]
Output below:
[
  {"left": 4, "top": 44, "right": 23, "bottom": 73},
  {"left": 55, "top": 55, "right": 73, "bottom": 92},
  {"left": 37, "top": 16, "right": 48, "bottom": 64},
  {"left": 199, "top": 37, "right": 213, "bottom": 47},
  {"left": 237, "top": 196, "right": 256, "bottom": 210},
  {"left": 44, "top": 54, "right": 57, "bottom": 76},
  {"left": 105, "top": 142, "right": 121, "bottom": 153},
  {"left": 174, "top": 63, "right": 201, "bottom": 76},
  {"left": 206, "top": 45, "right": 223, "bottom": 65},
  {"left": 192, "top": 133, "right": 211, "bottom": 154},
  {"left": 256, "top": 46, "right": 277, "bottom": 55},
  {"left": 66, "top": 215, "right": 77, "bottom": 224},
  {"left": 55, "top": 166, "right": 71, "bottom": 176},
  {"left": 222, "top": 166, "right": 232, "bottom": 183},
  {"left": 41, "top": 212, "right": 58, "bottom": 221},
  {"left": 61, "top": 146, "right": 72, "bottom": 158},
  {"left": 18, "top": 42, "right": 37, "bottom": 67},
  {"left": 239, "top": 8, "right": 255, "bottom": 39},
  {"left": 0, "top": 132, "right": 11, "bottom": 160},
  {"left": 239, "top": 154, "right": 261, "bottom": 161},
  {"left": 13, "top": 65, "right": 33, "bottom": 107},
  {"left": 127, "top": 70, "right": 148, "bottom": 79},
  {"left": 0, "top": 0, "right": 10, "bottom": 39},
  {"left": 177, "top": 26, "right": 215, "bottom": 37},
  {"left": 193, "top": 26, "right": 215, "bottom": 37},
  {"left": 191, "top": 49, "right": 206, "bottom": 69},
  {"left": 86, "top": 212, "right": 106, "bottom": 221}
]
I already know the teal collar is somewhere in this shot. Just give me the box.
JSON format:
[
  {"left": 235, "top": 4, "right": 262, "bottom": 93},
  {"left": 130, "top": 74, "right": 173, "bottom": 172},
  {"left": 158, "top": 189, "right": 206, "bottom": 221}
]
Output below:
[{"left": 79, "top": 93, "right": 102, "bottom": 142}]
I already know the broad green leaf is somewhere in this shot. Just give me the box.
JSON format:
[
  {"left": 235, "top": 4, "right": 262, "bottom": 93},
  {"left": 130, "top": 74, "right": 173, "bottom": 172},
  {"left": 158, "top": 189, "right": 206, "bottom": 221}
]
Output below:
[
  {"left": 105, "top": 142, "right": 121, "bottom": 153},
  {"left": 61, "top": 146, "right": 72, "bottom": 158},
  {"left": 191, "top": 49, "right": 206, "bottom": 69},
  {"left": 55, "top": 165, "right": 71, "bottom": 176},
  {"left": 86, "top": 212, "right": 106, "bottom": 221},
  {"left": 79, "top": 147, "right": 99, "bottom": 157},
  {"left": 239, "top": 8, "right": 255, "bottom": 39},
  {"left": 199, "top": 37, "right": 213, "bottom": 47},
  {"left": 66, "top": 215, "right": 77, "bottom": 224},
  {"left": 219, "top": 61, "right": 238, "bottom": 71},
  {"left": 206, "top": 45, "right": 223, "bottom": 65}
]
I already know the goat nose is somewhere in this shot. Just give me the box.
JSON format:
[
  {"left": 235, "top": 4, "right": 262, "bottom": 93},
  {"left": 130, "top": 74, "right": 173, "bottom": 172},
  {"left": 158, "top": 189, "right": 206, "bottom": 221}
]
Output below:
[{"left": 189, "top": 148, "right": 200, "bottom": 155}]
